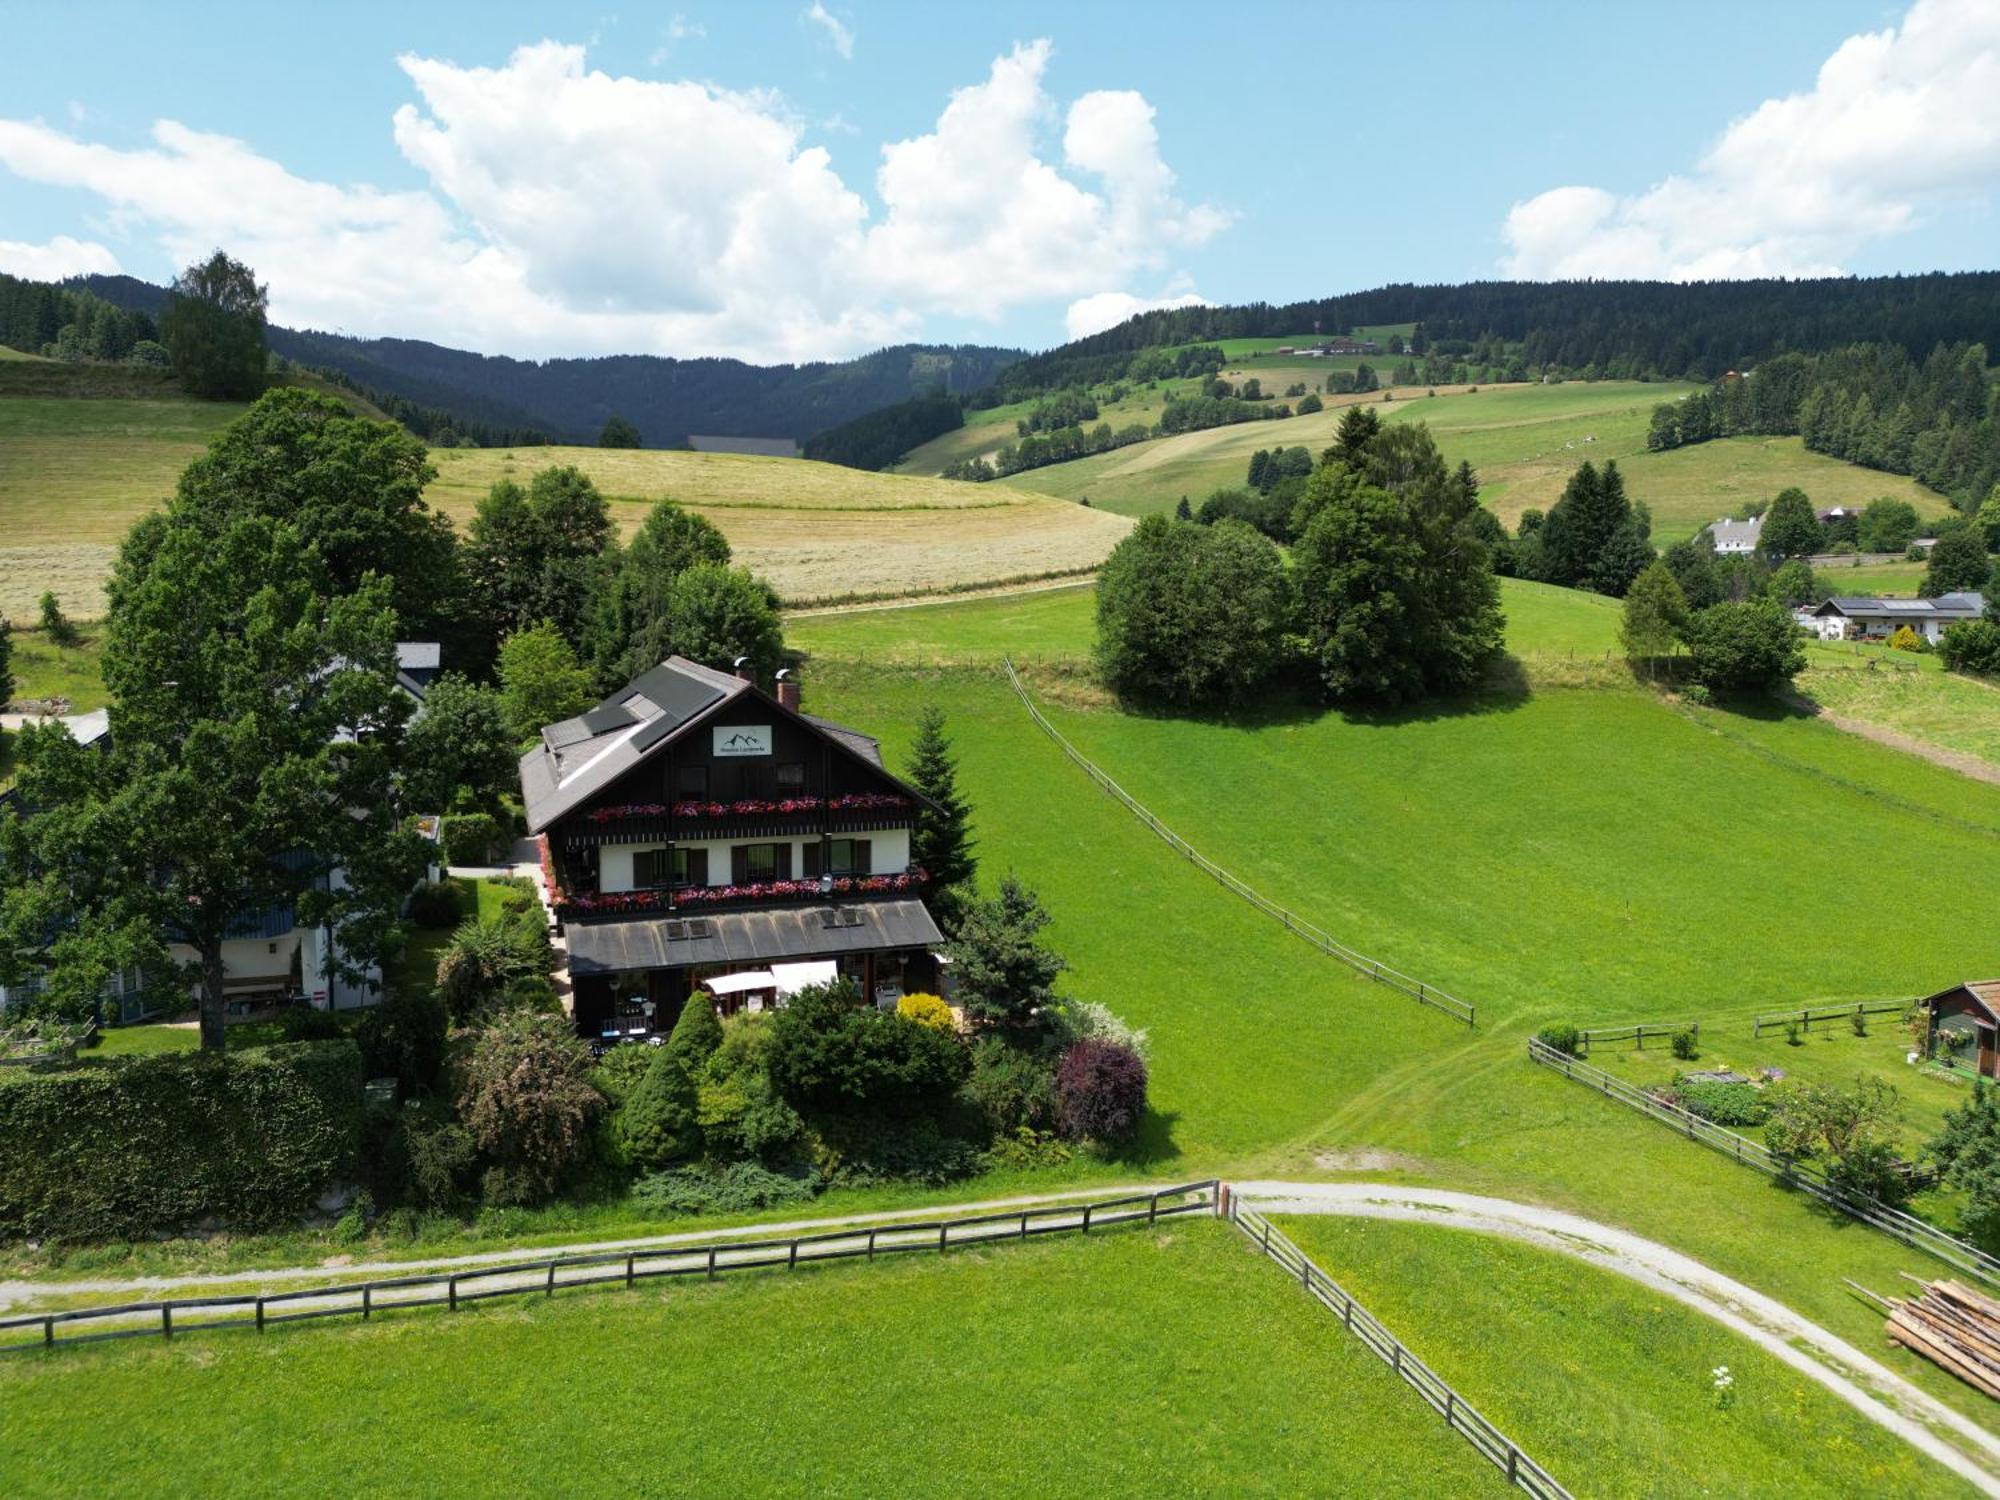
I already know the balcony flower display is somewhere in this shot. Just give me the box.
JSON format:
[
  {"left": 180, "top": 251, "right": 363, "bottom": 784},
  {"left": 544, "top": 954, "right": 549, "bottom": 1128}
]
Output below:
[
  {"left": 583, "top": 792, "right": 910, "bottom": 824},
  {"left": 558, "top": 867, "right": 928, "bottom": 917}
]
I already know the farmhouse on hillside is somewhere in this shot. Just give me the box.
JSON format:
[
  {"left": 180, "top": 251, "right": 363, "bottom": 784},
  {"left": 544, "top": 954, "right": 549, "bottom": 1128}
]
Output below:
[
  {"left": 1707, "top": 515, "right": 1764, "bottom": 555},
  {"left": 1923, "top": 981, "right": 2000, "bottom": 1078},
  {"left": 520, "top": 656, "right": 943, "bottom": 1043},
  {"left": 1806, "top": 593, "right": 1986, "bottom": 644}
]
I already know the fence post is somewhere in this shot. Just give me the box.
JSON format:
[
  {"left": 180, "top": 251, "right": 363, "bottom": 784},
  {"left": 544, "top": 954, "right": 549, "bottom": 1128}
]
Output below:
[
  {"left": 254, "top": 1298, "right": 265, "bottom": 1333},
  {"left": 448, "top": 1276, "right": 458, "bottom": 1312},
  {"left": 162, "top": 1305, "right": 172, "bottom": 1340},
  {"left": 1262, "top": 1219, "right": 1272, "bottom": 1254},
  {"left": 1083, "top": 1203, "right": 1093, "bottom": 1234},
  {"left": 709, "top": 1245, "right": 720, "bottom": 1279},
  {"left": 1149, "top": 1192, "right": 1159, "bottom": 1226},
  {"left": 1444, "top": 1391, "right": 1454, "bottom": 1427},
  {"left": 1507, "top": 1448, "right": 1519, "bottom": 1485},
  {"left": 626, "top": 1254, "right": 636, "bottom": 1289},
  {"left": 547, "top": 1262, "right": 557, "bottom": 1297},
  {"left": 788, "top": 1239, "right": 799, "bottom": 1269},
  {"left": 939, "top": 1222, "right": 949, "bottom": 1252},
  {"left": 43, "top": 1315, "right": 54, "bottom": 1347},
  {"left": 363, "top": 1285, "right": 372, "bottom": 1321}
]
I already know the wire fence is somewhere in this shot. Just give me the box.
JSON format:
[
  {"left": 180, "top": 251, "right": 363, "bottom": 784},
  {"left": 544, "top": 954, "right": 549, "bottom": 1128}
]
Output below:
[
  {"left": 1002, "top": 659, "right": 1475, "bottom": 1027},
  {"left": 1527, "top": 1039, "right": 2000, "bottom": 1289},
  {"left": 1227, "top": 1195, "right": 1570, "bottom": 1498},
  {"left": 0, "top": 1182, "right": 1221, "bottom": 1355}
]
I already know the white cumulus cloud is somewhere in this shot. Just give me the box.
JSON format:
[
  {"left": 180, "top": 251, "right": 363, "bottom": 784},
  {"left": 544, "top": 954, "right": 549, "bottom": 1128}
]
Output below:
[
  {"left": 1065, "top": 289, "right": 1207, "bottom": 341},
  {"left": 0, "top": 39, "right": 1224, "bottom": 363},
  {"left": 0, "top": 233, "right": 120, "bottom": 280},
  {"left": 1502, "top": 0, "right": 2000, "bottom": 280}
]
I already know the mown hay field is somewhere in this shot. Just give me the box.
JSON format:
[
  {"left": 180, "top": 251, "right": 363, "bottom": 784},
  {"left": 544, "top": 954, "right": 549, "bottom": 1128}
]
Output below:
[
  {"left": 0, "top": 396, "right": 1131, "bottom": 616},
  {"left": 426, "top": 444, "right": 1131, "bottom": 605}
]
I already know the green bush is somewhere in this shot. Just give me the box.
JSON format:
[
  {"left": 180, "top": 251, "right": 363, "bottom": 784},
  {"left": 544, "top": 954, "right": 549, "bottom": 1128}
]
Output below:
[
  {"left": 629, "top": 1161, "right": 816, "bottom": 1216},
  {"left": 438, "top": 813, "right": 503, "bottom": 867},
  {"left": 356, "top": 992, "right": 448, "bottom": 1097},
  {"left": 966, "top": 1035, "right": 1060, "bottom": 1136},
  {"left": 768, "top": 982, "right": 971, "bottom": 1118},
  {"left": 1534, "top": 1023, "right": 1583, "bottom": 1057},
  {"left": 812, "top": 1115, "right": 982, "bottom": 1188},
  {"left": 696, "top": 1015, "right": 805, "bottom": 1164},
  {"left": 406, "top": 881, "right": 463, "bottom": 929},
  {"left": 1670, "top": 1028, "right": 1699, "bottom": 1061},
  {"left": 0, "top": 1041, "right": 363, "bottom": 1240},
  {"left": 1671, "top": 1079, "right": 1769, "bottom": 1126},
  {"left": 452, "top": 1011, "right": 603, "bottom": 1206}
]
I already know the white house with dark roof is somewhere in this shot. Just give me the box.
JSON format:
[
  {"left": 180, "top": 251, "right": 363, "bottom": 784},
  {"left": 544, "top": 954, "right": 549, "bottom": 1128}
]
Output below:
[
  {"left": 1807, "top": 594, "right": 1986, "bottom": 643},
  {"left": 520, "top": 656, "right": 943, "bottom": 1043}
]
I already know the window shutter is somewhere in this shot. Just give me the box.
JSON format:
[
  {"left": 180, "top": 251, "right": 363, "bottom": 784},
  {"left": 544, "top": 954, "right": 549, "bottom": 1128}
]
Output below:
[
  {"left": 688, "top": 849, "right": 709, "bottom": 887},
  {"left": 775, "top": 843, "right": 793, "bottom": 880},
  {"left": 802, "top": 841, "right": 822, "bottom": 878},
  {"left": 854, "top": 839, "right": 872, "bottom": 875},
  {"left": 731, "top": 845, "right": 749, "bottom": 884}
]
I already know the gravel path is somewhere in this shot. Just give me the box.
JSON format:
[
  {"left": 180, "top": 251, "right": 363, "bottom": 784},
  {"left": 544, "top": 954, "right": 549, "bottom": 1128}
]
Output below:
[{"left": 1234, "top": 1181, "right": 2000, "bottom": 1498}]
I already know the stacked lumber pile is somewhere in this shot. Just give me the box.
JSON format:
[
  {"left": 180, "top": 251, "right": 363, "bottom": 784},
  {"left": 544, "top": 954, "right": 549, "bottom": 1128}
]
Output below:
[{"left": 1850, "top": 1276, "right": 2000, "bottom": 1400}]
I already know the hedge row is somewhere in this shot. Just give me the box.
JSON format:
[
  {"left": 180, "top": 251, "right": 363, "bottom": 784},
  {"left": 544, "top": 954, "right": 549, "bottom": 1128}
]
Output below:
[{"left": 0, "top": 1040, "right": 364, "bottom": 1241}]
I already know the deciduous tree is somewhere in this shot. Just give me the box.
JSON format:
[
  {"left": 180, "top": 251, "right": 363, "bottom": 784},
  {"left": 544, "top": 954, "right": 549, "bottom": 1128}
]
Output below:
[
  {"left": 159, "top": 250, "right": 268, "bottom": 399},
  {"left": 497, "top": 622, "right": 594, "bottom": 742}
]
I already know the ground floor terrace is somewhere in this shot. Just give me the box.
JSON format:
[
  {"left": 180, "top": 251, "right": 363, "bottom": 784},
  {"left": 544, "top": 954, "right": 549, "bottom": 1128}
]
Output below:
[{"left": 564, "top": 896, "right": 944, "bottom": 1047}]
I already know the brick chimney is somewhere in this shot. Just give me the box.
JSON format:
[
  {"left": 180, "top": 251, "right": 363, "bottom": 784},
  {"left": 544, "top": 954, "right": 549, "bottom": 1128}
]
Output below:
[
  {"left": 733, "top": 655, "right": 755, "bottom": 686},
  {"left": 776, "top": 668, "right": 801, "bottom": 712}
]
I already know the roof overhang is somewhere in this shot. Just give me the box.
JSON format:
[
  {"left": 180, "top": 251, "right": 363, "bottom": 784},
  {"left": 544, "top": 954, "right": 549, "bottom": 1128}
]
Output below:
[
  {"left": 1922, "top": 982, "right": 2000, "bottom": 1028},
  {"left": 566, "top": 898, "right": 943, "bottom": 976}
]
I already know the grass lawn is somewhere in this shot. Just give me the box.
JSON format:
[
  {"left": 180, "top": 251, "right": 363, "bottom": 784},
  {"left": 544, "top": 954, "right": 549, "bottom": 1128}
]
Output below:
[
  {"left": 5, "top": 627, "right": 108, "bottom": 711},
  {"left": 1277, "top": 1216, "right": 1965, "bottom": 1499},
  {"left": 792, "top": 583, "right": 1098, "bottom": 666},
  {"left": 0, "top": 1222, "right": 1509, "bottom": 1500},
  {"left": 1815, "top": 558, "right": 1932, "bottom": 593}
]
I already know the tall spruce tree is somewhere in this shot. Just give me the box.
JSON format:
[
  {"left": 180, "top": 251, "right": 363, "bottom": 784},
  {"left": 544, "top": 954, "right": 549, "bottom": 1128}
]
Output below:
[{"left": 905, "top": 705, "right": 976, "bottom": 928}]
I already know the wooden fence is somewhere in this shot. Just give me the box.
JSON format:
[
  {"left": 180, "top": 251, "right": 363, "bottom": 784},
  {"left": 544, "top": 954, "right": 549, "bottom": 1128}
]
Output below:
[
  {"left": 1752, "top": 998, "right": 1910, "bottom": 1038},
  {"left": 0, "top": 1182, "right": 1221, "bottom": 1354},
  {"left": 1227, "top": 1196, "right": 1570, "bottom": 1498},
  {"left": 1002, "top": 659, "right": 1475, "bottom": 1027},
  {"left": 1527, "top": 1039, "right": 2000, "bottom": 1289},
  {"left": 1576, "top": 1021, "right": 1696, "bottom": 1054}
]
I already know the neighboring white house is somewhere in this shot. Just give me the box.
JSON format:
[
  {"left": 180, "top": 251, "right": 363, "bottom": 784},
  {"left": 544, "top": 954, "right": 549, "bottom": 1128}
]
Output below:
[
  {"left": 1708, "top": 515, "right": 1764, "bottom": 555},
  {"left": 1, "top": 645, "right": 443, "bottom": 1020},
  {"left": 1807, "top": 593, "right": 1987, "bottom": 643}
]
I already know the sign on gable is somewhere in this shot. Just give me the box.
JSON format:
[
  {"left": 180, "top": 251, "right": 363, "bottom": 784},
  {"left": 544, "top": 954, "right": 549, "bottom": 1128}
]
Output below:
[{"left": 713, "top": 724, "right": 773, "bottom": 757}]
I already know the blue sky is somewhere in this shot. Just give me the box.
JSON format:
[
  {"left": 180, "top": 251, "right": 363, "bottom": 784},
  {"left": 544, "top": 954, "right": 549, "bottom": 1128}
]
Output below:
[{"left": 1, "top": 0, "right": 1994, "bottom": 362}]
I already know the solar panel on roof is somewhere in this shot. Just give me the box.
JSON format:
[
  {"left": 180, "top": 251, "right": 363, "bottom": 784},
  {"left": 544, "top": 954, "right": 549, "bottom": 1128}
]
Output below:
[{"left": 582, "top": 703, "right": 639, "bottom": 734}]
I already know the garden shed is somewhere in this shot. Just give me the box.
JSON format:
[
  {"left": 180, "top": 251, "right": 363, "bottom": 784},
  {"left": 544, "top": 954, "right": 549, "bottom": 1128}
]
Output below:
[{"left": 1922, "top": 981, "right": 2000, "bottom": 1077}]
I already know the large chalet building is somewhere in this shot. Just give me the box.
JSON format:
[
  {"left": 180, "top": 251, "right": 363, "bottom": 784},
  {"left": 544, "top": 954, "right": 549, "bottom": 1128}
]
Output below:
[{"left": 520, "top": 657, "right": 944, "bottom": 1040}]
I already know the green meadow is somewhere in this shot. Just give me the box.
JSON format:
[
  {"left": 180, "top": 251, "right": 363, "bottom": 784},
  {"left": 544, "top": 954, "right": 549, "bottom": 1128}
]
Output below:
[
  {"left": 0, "top": 1224, "right": 1510, "bottom": 1500},
  {"left": 990, "top": 379, "right": 1948, "bottom": 545},
  {"left": 1279, "top": 1216, "right": 1957, "bottom": 1499},
  {"left": 786, "top": 579, "right": 2000, "bottom": 1432}
]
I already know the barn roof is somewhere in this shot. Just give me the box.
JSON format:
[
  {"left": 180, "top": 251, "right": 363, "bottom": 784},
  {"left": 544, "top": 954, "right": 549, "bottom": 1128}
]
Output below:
[{"left": 1924, "top": 981, "right": 2000, "bottom": 1026}]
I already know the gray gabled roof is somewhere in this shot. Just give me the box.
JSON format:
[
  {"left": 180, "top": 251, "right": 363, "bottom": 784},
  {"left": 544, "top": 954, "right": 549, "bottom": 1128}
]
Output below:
[{"left": 518, "top": 657, "right": 908, "bottom": 835}]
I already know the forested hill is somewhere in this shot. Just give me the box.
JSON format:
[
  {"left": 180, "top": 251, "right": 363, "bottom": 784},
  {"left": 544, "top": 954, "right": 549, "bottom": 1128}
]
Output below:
[
  {"left": 996, "top": 273, "right": 2000, "bottom": 397},
  {"left": 60, "top": 274, "right": 1022, "bottom": 446}
]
